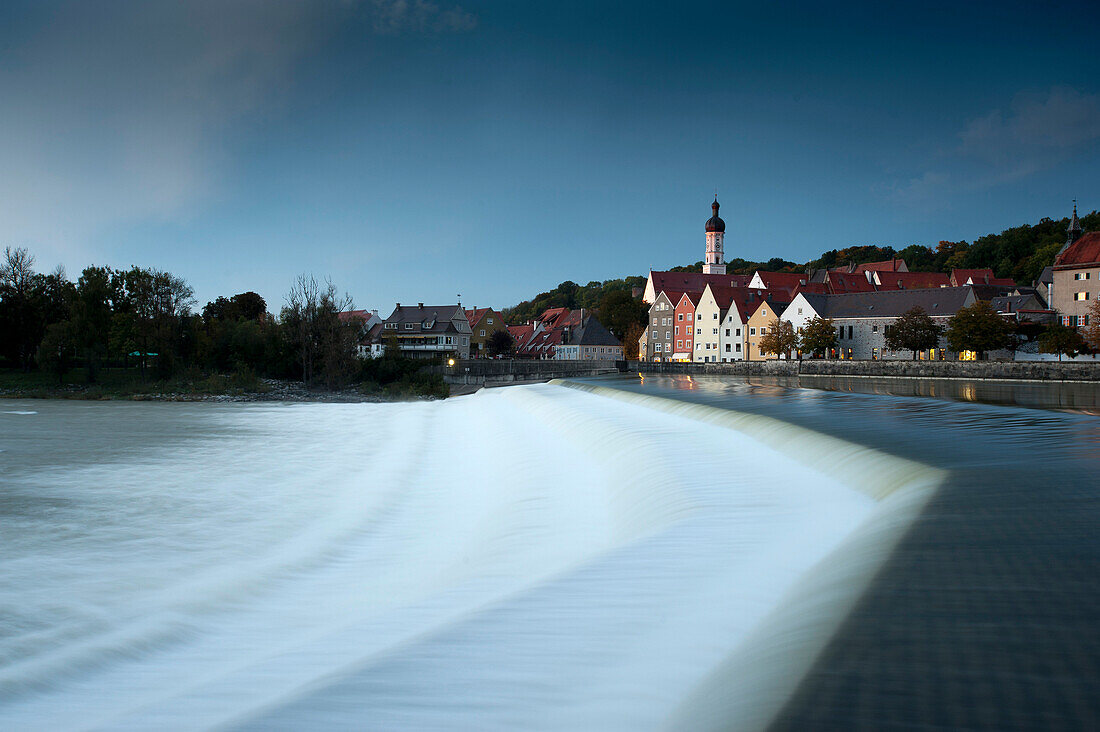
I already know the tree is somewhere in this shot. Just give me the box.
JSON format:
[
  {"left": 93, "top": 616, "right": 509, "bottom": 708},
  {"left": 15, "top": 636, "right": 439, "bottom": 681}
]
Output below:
[
  {"left": 1084, "top": 300, "right": 1100, "bottom": 351},
  {"left": 945, "top": 301, "right": 1015, "bottom": 359},
  {"left": 758, "top": 318, "right": 798, "bottom": 359},
  {"left": 1038, "top": 323, "right": 1088, "bottom": 361},
  {"left": 0, "top": 247, "right": 41, "bottom": 370},
  {"left": 281, "top": 274, "right": 357, "bottom": 386},
  {"left": 37, "top": 321, "right": 77, "bottom": 384},
  {"left": 799, "top": 316, "right": 838, "bottom": 358},
  {"left": 597, "top": 289, "right": 647, "bottom": 339},
  {"left": 884, "top": 306, "right": 943, "bottom": 359},
  {"left": 487, "top": 328, "right": 514, "bottom": 357},
  {"left": 71, "top": 266, "right": 115, "bottom": 382},
  {"left": 622, "top": 320, "right": 645, "bottom": 360}
]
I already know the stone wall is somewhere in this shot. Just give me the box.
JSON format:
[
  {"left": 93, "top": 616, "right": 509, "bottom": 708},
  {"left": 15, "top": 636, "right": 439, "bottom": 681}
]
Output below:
[
  {"left": 631, "top": 359, "right": 1100, "bottom": 382},
  {"left": 437, "top": 359, "right": 621, "bottom": 386}
]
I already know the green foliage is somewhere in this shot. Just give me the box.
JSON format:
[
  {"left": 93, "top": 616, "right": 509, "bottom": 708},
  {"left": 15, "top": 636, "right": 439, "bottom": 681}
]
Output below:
[
  {"left": 503, "top": 277, "right": 645, "bottom": 324},
  {"left": 799, "top": 316, "right": 838, "bottom": 357},
  {"left": 36, "top": 320, "right": 77, "bottom": 383},
  {"left": 945, "top": 301, "right": 1015, "bottom": 357},
  {"left": 1038, "top": 324, "right": 1088, "bottom": 360},
  {"left": 758, "top": 318, "right": 798, "bottom": 358},
  {"left": 487, "top": 328, "right": 514, "bottom": 357},
  {"left": 884, "top": 307, "right": 943, "bottom": 359},
  {"left": 597, "top": 289, "right": 647, "bottom": 339}
]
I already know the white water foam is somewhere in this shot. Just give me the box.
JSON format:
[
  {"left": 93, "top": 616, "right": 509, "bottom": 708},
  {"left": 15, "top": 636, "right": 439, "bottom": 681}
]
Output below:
[{"left": 0, "top": 383, "right": 943, "bottom": 730}]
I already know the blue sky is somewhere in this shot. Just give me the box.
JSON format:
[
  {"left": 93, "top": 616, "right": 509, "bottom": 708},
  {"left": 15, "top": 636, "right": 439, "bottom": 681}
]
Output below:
[{"left": 2, "top": 1, "right": 1099, "bottom": 313}]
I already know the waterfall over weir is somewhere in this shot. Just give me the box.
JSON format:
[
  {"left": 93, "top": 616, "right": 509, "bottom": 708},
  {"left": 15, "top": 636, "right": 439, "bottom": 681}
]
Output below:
[{"left": 0, "top": 383, "right": 943, "bottom": 731}]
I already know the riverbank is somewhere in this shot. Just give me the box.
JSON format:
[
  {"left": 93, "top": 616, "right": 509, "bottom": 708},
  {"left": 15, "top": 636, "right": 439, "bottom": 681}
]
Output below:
[{"left": 0, "top": 370, "right": 444, "bottom": 402}]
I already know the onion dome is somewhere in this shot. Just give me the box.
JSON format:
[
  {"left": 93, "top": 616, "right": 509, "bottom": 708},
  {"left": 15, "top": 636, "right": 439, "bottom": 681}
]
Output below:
[{"left": 705, "top": 196, "right": 725, "bottom": 233}]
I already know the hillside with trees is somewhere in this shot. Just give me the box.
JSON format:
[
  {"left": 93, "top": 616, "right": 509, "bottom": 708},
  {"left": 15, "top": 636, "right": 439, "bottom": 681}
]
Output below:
[{"left": 504, "top": 210, "right": 1099, "bottom": 328}]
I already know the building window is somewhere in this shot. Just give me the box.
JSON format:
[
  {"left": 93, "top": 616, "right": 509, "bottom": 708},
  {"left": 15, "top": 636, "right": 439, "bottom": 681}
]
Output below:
[
  {"left": 1075, "top": 272, "right": 1091, "bottom": 280},
  {"left": 487, "top": 318, "right": 493, "bottom": 324},
  {"left": 725, "top": 343, "right": 731, "bottom": 351},
  {"left": 735, "top": 343, "right": 742, "bottom": 352},
  {"left": 872, "top": 325, "right": 878, "bottom": 333},
  {"left": 655, "top": 343, "right": 662, "bottom": 352},
  {"left": 713, "top": 312, "right": 718, "bottom": 319},
  {"left": 677, "top": 340, "right": 682, "bottom": 348},
  {"left": 798, "top": 308, "right": 803, "bottom": 314},
  {"left": 677, "top": 313, "right": 683, "bottom": 321},
  {"left": 724, "top": 329, "right": 730, "bottom": 336},
  {"left": 405, "top": 323, "right": 413, "bottom": 330},
  {"left": 652, "top": 330, "right": 657, "bottom": 339},
  {"left": 1074, "top": 292, "right": 1090, "bottom": 301},
  {"left": 665, "top": 331, "right": 670, "bottom": 339},
  {"left": 712, "top": 328, "right": 718, "bottom": 335},
  {"left": 735, "top": 328, "right": 741, "bottom": 337},
  {"left": 750, "top": 327, "right": 756, "bottom": 335},
  {"left": 848, "top": 326, "right": 854, "bottom": 338},
  {"left": 696, "top": 313, "right": 702, "bottom": 320},
  {"left": 695, "top": 343, "right": 701, "bottom": 350},
  {"left": 480, "top": 329, "right": 486, "bottom": 337},
  {"left": 445, "top": 336, "right": 453, "bottom": 345}
]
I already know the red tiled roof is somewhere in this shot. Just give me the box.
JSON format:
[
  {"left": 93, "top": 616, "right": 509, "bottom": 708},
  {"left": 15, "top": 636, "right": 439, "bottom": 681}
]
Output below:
[
  {"left": 826, "top": 273, "right": 876, "bottom": 294},
  {"left": 650, "top": 271, "right": 751, "bottom": 294},
  {"left": 853, "top": 259, "right": 905, "bottom": 274},
  {"left": 874, "top": 272, "right": 951, "bottom": 290},
  {"left": 754, "top": 271, "right": 807, "bottom": 295},
  {"left": 1055, "top": 232, "right": 1100, "bottom": 268},
  {"left": 464, "top": 307, "right": 497, "bottom": 327},
  {"left": 337, "top": 309, "right": 374, "bottom": 323}
]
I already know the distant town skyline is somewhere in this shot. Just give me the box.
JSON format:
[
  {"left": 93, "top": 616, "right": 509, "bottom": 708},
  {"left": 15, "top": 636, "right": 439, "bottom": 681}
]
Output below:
[{"left": 2, "top": 0, "right": 1099, "bottom": 312}]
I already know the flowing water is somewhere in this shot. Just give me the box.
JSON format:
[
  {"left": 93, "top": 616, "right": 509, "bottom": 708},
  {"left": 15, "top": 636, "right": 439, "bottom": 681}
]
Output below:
[{"left": 1, "top": 377, "right": 1097, "bottom": 730}]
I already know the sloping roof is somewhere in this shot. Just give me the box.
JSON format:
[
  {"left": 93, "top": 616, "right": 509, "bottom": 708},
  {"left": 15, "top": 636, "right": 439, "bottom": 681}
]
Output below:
[
  {"left": 676, "top": 291, "right": 701, "bottom": 307},
  {"left": 754, "top": 271, "right": 807, "bottom": 295},
  {"left": 360, "top": 322, "right": 384, "bottom": 345},
  {"left": 464, "top": 307, "right": 499, "bottom": 328},
  {"left": 1054, "top": 231, "right": 1100, "bottom": 269},
  {"left": 650, "top": 271, "right": 751, "bottom": 294},
  {"left": 338, "top": 309, "right": 379, "bottom": 324},
  {"left": 990, "top": 294, "right": 1043, "bottom": 313},
  {"left": 1037, "top": 266, "right": 1053, "bottom": 285},
  {"left": 829, "top": 259, "right": 907, "bottom": 274},
  {"left": 874, "top": 272, "right": 951, "bottom": 290},
  {"left": 826, "top": 272, "right": 876, "bottom": 294},
  {"left": 949, "top": 268, "right": 1014, "bottom": 287},
  {"left": 816, "top": 287, "right": 975, "bottom": 319},
  {"left": 385, "top": 304, "right": 470, "bottom": 334},
  {"left": 571, "top": 317, "right": 621, "bottom": 346}
]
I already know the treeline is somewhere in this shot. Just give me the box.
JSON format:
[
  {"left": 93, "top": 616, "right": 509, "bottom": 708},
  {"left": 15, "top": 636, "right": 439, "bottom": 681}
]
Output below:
[
  {"left": 503, "top": 277, "right": 647, "bottom": 324},
  {"left": 0, "top": 247, "right": 444, "bottom": 396}
]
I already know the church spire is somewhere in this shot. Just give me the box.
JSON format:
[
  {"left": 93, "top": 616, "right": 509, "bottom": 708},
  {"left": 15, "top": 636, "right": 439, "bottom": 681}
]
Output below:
[{"left": 1068, "top": 199, "right": 1083, "bottom": 246}]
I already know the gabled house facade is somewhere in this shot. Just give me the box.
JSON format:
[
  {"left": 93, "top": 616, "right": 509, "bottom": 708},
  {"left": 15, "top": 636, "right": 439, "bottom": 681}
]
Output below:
[
  {"left": 381, "top": 303, "right": 471, "bottom": 359},
  {"left": 464, "top": 307, "right": 508, "bottom": 357},
  {"left": 673, "top": 292, "right": 700, "bottom": 362},
  {"left": 1052, "top": 221, "right": 1099, "bottom": 329},
  {"left": 746, "top": 298, "right": 789, "bottom": 360},
  {"left": 645, "top": 290, "right": 681, "bottom": 361}
]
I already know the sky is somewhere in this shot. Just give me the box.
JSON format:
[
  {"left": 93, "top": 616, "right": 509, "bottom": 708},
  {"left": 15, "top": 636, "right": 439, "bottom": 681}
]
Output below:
[{"left": 2, "top": 0, "right": 1100, "bottom": 314}]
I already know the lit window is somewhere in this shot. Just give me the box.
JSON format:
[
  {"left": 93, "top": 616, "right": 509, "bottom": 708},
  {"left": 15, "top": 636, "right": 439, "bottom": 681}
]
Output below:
[{"left": 1074, "top": 292, "right": 1090, "bottom": 301}]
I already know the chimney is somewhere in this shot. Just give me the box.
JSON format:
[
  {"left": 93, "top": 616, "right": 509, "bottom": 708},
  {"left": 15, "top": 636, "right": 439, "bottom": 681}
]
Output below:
[
  {"left": 396, "top": 302, "right": 401, "bottom": 309},
  {"left": 418, "top": 302, "right": 424, "bottom": 309},
  {"left": 371, "top": 309, "right": 378, "bottom": 317}
]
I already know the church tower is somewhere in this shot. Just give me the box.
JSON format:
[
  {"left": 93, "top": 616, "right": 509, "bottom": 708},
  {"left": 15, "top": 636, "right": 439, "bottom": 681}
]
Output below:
[{"left": 704, "top": 196, "right": 726, "bottom": 275}]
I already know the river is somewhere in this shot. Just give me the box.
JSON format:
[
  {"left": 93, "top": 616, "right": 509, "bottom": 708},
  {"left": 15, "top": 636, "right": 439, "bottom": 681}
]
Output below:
[{"left": 1, "top": 377, "right": 1098, "bottom": 730}]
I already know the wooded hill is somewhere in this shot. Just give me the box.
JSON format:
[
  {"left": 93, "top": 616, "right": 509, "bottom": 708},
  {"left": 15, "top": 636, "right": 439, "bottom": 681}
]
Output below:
[{"left": 503, "top": 210, "right": 1099, "bottom": 325}]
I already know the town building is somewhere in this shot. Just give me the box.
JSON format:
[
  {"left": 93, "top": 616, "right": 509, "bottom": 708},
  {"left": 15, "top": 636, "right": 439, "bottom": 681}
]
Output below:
[
  {"left": 1051, "top": 205, "right": 1097, "bottom": 329},
  {"left": 673, "top": 291, "right": 700, "bottom": 362},
  {"left": 381, "top": 303, "right": 471, "bottom": 359},
  {"left": 950, "top": 268, "right": 1015, "bottom": 288},
  {"left": 645, "top": 290, "right": 681, "bottom": 361},
  {"left": 871, "top": 271, "right": 951, "bottom": 290},
  {"left": 746, "top": 297, "right": 790, "bottom": 360},
  {"left": 783, "top": 287, "right": 979, "bottom": 360},
  {"left": 464, "top": 307, "right": 508, "bottom": 357},
  {"left": 338, "top": 309, "right": 384, "bottom": 358},
  {"left": 553, "top": 315, "right": 623, "bottom": 360}
]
